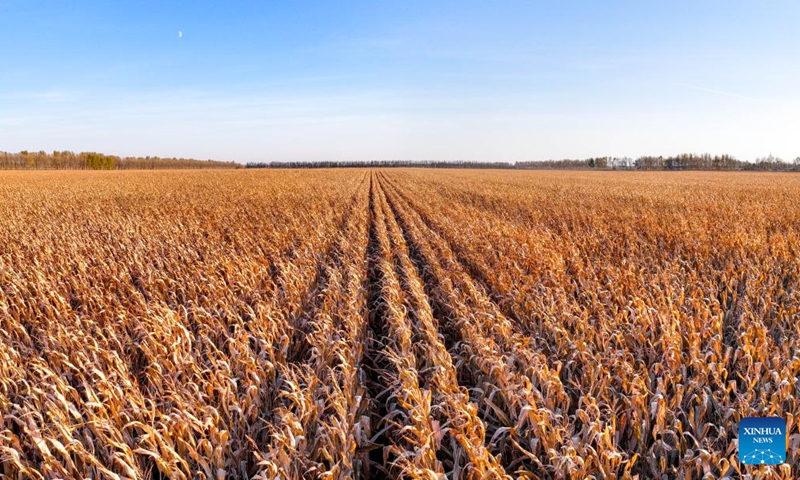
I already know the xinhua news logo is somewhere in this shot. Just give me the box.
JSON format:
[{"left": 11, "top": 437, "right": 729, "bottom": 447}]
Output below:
[{"left": 739, "top": 417, "right": 786, "bottom": 465}]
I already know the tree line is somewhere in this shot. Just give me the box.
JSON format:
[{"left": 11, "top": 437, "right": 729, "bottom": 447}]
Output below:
[
  {"left": 246, "top": 160, "right": 513, "bottom": 169},
  {"left": 0, "top": 151, "right": 241, "bottom": 170},
  {"left": 248, "top": 153, "right": 800, "bottom": 171},
  {"left": 6, "top": 150, "right": 798, "bottom": 171}
]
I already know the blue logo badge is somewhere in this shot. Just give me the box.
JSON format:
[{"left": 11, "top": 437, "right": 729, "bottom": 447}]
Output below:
[{"left": 739, "top": 417, "right": 786, "bottom": 465}]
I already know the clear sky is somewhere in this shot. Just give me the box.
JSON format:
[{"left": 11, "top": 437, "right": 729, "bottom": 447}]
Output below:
[{"left": 1, "top": 1, "right": 799, "bottom": 163}]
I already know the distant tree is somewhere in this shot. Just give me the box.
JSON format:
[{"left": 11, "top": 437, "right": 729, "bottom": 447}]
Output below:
[
  {"left": 0, "top": 150, "right": 237, "bottom": 170},
  {"left": 610, "top": 157, "right": 633, "bottom": 169},
  {"left": 635, "top": 156, "right": 662, "bottom": 170},
  {"left": 749, "top": 154, "right": 790, "bottom": 171}
]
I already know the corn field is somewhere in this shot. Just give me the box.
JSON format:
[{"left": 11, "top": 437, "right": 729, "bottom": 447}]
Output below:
[{"left": 0, "top": 169, "right": 798, "bottom": 479}]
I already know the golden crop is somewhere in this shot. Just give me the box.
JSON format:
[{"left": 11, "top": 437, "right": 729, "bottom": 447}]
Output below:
[{"left": 0, "top": 169, "right": 798, "bottom": 479}]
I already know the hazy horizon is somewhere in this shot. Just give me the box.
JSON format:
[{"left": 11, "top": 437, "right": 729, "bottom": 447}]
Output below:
[{"left": 2, "top": 1, "right": 799, "bottom": 163}]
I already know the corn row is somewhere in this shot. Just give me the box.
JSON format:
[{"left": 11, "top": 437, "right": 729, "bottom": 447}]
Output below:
[
  {"left": 366, "top": 173, "right": 445, "bottom": 478},
  {"left": 374, "top": 176, "right": 508, "bottom": 479},
  {"left": 253, "top": 174, "right": 371, "bottom": 479}
]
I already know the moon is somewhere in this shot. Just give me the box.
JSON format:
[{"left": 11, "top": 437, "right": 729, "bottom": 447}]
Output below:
[{"left": 178, "top": 30, "right": 183, "bottom": 38}]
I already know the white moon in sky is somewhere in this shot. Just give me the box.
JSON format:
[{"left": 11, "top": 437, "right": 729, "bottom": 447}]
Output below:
[{"left": 178, "top": 31, "right": 183, "bottom": 38}]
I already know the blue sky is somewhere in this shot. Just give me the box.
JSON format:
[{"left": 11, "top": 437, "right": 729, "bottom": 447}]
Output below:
[{"left": 1, "top": 1, "right": 799, "bottom": 162}]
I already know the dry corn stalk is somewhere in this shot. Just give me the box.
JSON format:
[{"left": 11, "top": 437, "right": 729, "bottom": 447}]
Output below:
[{"left": 0, "top": 169, "right": 798, "bottom": 479}]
